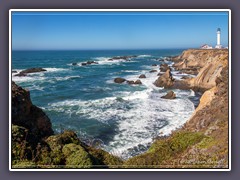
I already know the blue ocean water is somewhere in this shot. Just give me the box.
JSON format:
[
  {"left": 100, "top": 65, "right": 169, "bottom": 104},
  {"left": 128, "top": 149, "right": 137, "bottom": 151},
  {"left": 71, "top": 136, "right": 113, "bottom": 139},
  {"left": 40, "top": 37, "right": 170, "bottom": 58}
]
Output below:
[{"left": 12, "top": 49, "right": 198, "bottom": 159}]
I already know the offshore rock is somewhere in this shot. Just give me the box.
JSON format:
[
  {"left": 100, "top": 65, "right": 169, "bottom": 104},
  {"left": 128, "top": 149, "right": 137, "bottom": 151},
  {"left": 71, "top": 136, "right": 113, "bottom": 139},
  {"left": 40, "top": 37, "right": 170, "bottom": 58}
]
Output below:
[
  {"left": 139, "top": 74, "right": 146, "bottom": 78},
  {"left": 161, "top": 91, "right": 176, "bottom": 99},
  {"left": 114, "top": 77, "right": 126, "bottom": 83},
  {"left": 15, "top": 68, "right": 47, "bottom": 77},
  {"left": 154, "top": 69, "right": 174, "bottom": 88}
]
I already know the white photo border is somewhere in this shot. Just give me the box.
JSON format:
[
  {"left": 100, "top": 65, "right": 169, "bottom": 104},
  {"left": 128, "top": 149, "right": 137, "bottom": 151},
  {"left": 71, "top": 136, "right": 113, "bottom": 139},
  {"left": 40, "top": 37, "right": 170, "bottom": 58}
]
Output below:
[{"left": 9, "top": 9, "right": 231, "bottom": 171}]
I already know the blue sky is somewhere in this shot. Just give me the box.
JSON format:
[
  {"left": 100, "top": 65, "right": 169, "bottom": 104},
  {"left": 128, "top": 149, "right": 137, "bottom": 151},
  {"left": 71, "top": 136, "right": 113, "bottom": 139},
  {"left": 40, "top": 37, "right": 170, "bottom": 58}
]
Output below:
[{"left": 11, "top": 11, "right": 229, "bottom": 50}]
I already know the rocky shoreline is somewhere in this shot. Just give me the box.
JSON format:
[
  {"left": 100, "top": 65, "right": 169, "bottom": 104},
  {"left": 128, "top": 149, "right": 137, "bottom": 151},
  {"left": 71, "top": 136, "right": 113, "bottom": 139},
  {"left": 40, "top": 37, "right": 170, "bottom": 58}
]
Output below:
[
  {"left": 11, "top": 49, "right": 229, "bottom": 168},
  {"left": 124, "top": 49, "right": 229, "bottom": 168}
]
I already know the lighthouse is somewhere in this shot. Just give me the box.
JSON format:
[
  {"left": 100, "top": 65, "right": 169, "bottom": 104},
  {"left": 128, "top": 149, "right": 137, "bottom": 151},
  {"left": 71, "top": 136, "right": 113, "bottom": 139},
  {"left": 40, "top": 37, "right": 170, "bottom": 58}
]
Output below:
[{"left": 215, "top": 28, "right": 222, "bottom": 49}]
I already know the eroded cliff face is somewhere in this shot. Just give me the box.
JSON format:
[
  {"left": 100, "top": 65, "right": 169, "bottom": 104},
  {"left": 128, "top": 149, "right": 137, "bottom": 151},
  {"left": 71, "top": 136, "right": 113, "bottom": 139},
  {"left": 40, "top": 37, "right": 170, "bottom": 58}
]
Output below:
[
  {"left": 154, "top": 49, "right": 228, "bottom": 92},
  {"left": 12, "top": 81, "right": 54, "bottom": 141}
]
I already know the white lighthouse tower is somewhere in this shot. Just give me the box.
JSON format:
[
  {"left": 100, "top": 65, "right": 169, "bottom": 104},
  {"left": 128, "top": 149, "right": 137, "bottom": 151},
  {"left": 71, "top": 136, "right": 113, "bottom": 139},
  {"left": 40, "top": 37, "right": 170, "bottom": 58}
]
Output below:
[{"left": 215, "top": 28, "right": 222, "bottom": 49}]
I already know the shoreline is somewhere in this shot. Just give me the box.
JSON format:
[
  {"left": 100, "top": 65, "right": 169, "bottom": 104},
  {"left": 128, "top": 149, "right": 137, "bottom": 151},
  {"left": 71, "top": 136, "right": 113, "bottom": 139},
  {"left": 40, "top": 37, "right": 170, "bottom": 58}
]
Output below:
[{"left": 11, "top": 48, "right": 229, "bottom": 168}]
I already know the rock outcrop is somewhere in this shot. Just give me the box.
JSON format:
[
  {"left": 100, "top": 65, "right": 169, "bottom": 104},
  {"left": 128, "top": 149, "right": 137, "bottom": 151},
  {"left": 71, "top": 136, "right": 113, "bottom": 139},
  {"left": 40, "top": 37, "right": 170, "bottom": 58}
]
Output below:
[
  {"left": 108, "top": 55, "right": 137, "bottom": 61},
  {"left": 15, "top": 68, "right": 47, "bottom": 77},
  {"left": 172, "top": 49, "right": 228, "bottom": 75},
  {"left": 12, "top": 81, "right": 53, "bottom": 140},
  {"left": 154, "top": 69, "right": 174, "bottom": 88},
  {"left": 161, "top": 91, "right": 176, "bottom": 99},
  {"left": 81, "top": 61, "right": 98, "bottom": 66}
]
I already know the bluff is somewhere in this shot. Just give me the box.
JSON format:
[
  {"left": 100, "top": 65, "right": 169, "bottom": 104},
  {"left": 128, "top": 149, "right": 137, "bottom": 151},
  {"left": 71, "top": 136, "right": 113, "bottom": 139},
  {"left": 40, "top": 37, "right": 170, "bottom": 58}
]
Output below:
[{"left": 154, "top": 49, "right": 228, "bottom": 92}]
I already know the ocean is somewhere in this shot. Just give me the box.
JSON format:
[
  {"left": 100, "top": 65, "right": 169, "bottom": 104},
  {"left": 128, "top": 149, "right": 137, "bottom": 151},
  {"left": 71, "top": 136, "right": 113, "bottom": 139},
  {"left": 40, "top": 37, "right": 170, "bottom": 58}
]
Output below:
[{"left": 12, "top": 49, "right": 200, "bottom": 159}]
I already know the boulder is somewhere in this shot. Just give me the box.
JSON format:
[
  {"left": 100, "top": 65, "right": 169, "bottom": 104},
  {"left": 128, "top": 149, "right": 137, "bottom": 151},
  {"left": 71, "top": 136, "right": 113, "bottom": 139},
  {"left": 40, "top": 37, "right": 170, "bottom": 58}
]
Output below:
[
  {"left": 15, "top": 68, "right": 47, "bottom": 77},
  {"left": 139, "top": 74, "right": 146, "bottom": 78},
  {"left": 152, "top": 64, "right": 157, "bottom": 66},
  {"left": 161, "top": 91, "right": 176, "bottom": 99},
  {"left": 114, "top": 78, "right": 126, "bottom": 83},
  {"left": 72, "top": 63, "right": 77, "bottom": 66},
  {"left": 134, "top": 80, "right": 142, "bottom": 85},
  {"left": 149, "top": 70, "right": 157, "bottom": 73},
  {"left": 154, "top": 69, "right": 174, "bottom": 88},
  {"left": 81, "top": 63, "right": 87, "bottom": 66}
]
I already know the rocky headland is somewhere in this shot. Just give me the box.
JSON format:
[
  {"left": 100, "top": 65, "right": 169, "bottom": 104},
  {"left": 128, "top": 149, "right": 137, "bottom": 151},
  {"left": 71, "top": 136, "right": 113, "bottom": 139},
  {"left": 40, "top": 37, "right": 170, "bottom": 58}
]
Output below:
[{"left": 12, "top": 49, "right": 229, "bottom": 168}]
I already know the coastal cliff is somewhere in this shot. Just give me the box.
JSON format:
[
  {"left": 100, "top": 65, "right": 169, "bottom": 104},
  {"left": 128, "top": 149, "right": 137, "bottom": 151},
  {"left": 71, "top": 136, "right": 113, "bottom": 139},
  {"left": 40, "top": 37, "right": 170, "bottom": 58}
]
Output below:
[
  {"left": 124, "top": 49, "right": 229, "bottom": 168},
  {"left": 12, "top": 82, "right": 123, "bottom": 168}
]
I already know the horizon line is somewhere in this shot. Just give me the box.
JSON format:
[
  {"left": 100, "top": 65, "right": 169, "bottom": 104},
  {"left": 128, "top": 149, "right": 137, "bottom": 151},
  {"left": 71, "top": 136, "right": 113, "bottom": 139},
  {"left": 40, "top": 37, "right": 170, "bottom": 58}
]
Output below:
[{"left": 12, "top": 47, "right": 199, "bottom": 51}]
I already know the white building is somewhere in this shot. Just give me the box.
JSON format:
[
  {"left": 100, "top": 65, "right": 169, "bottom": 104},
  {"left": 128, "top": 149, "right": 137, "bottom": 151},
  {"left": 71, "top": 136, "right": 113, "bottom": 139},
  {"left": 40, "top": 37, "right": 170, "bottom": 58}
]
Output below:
[
  {"left": 201, "top": 44, "right": 213, "bottom": 49},
  {"left": 215, "top": 28, "right": 222, "bottom": 49}
]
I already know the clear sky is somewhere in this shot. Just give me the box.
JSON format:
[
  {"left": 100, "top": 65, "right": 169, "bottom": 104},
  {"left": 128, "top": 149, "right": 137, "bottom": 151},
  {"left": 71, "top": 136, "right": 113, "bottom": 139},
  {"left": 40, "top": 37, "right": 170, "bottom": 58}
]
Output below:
[{"left": 11, "top": 11, "right": 229, "bottom": 50}]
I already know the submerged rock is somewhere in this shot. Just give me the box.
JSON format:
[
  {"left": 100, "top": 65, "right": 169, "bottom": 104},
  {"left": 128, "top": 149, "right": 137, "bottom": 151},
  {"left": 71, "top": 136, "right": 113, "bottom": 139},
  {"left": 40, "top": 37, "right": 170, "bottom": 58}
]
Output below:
[
  {"left": 161, "top": 91, "right": 176, "bottom": 99},
  {"left": 72, "top": 62, "right": 77, "bottom": 66},
  {"left": 149, "top": 70, "right": 157, "bottom": 73}
]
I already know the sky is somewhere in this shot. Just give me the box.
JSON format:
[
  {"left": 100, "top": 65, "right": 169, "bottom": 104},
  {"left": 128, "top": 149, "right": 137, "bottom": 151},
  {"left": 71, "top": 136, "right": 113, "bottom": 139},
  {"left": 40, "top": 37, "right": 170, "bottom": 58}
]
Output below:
[{"left": 11, "top": 11, "right": 229, "bottom": 50}]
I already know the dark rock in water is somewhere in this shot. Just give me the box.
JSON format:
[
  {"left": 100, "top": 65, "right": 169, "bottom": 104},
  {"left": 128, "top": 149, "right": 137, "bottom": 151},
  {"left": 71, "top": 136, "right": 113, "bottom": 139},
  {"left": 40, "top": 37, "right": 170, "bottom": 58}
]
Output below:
[
  {"left": 161, "top": 91, "right": 176, "bottom": 99},
  {"left": 81, "top": 61, "right": 98, "bottom": 66},
  {"left": 87, "top": 61, "right": 98, "bottom": 65},
  {"left": 134, "top": 80, "right": 142, "bottom": 85},
  {"left": 15, "top": 68, "right": 47, "bottom": 77},
  {"left": 160, "top": 63, "right": 170, "bottom": 72},
  {"left": 127, "top": 80, "right": 135, "bottom": 85},
  {"left": 109, "top": 55, "right": 137, "bottom": 61},
  {"left": 139, "top": 74, "right": 146, "bottom": 78},
  {"left": 72, "top": 63, "right": 77, "bottom": 66},
  {"left": 12, "top": 70, "right": 17, "bottom": 73},
  {"left": 127, "top": 80, "right": 142, "bottom": 85},
  {"left": 158, "top": 58, "right": 164, "bottom": 62},
  {"left": 154, "top": 69, "right": 174, "bottom": 88},
  {"left": 152, "top": 64, "right": 157, "bottom": 66},
  {"left": 114, "top": 77, "right": 126, "bottom": 83},
  {"left": 12, "top": 81, "right": 54, "bottom": 141},
  {"left": 149, "top": 70, "right": 158, "bottom": 73}
]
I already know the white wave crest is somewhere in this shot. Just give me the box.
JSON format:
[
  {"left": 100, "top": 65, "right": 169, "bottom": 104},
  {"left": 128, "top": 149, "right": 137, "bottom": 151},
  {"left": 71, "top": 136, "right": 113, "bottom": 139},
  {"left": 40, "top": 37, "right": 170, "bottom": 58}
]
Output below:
[
  {"left": 137, "top": 54, "right": 152, "bottom": 58},
  {"left": 47, "top": 89, "right": 195, "bottom": 159}
]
